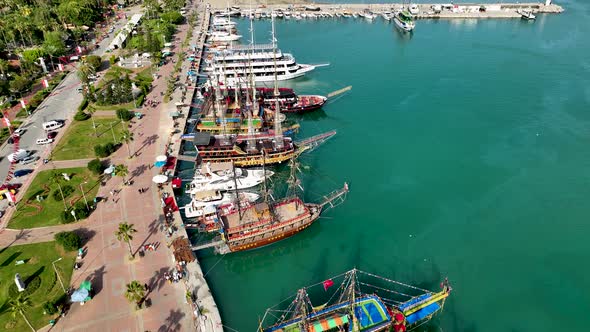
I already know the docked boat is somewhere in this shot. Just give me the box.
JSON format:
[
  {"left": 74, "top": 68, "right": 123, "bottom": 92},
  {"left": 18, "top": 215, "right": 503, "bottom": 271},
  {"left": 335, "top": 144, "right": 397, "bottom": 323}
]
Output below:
[
  {"left": 259, "top": 269, "right": 452, "bottom": 332},
  {"left": 184, "top": 190, "right": 259, "bottom": 218},
  {"left": 205, "top": 44, "right": 316, "bottom": 86},
  {"left": 304, "top": 5, "right": 321, "bottom": 12},
  {"left": 254, "top": 87, "right": 327, "bottom": 114},
  {"left": 207, "top": 31, "right": 242, "bottom": 42},
  {"left": 186, "top": 162, "right": 273, "bottom": 193},
  {"left": 518, "top": 9, "right": 536, "bottom": 20},
  {"left": 394, "top": 10, "right": 416, "bottom": 32},
  {"left": 192, "top": 158, "right": 348, "bottom": 253},
  {"left": 205, "top": 15, "right": 317, "bottom": 87}
]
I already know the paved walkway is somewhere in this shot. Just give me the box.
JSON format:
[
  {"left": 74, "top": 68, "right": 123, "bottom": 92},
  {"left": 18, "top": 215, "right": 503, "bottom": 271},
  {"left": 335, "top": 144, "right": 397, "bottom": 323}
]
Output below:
[{"left": 0, "top": 11, "right": 200, "bottom": 332}]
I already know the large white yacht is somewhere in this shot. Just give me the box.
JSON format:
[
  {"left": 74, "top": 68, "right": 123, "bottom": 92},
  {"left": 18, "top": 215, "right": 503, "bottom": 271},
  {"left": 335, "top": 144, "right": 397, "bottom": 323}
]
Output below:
[
  {"left": 393, "top": 10, "right": 416, "bottom": 32},
  {"left": 183, "top": 190, "right": 260, "bottom": 218},
  {"left": 187, "top": 162, "right": 273, "bottom": 194},
  {"left": 204, "top": 15, "right": 318, "bottom": 87}
]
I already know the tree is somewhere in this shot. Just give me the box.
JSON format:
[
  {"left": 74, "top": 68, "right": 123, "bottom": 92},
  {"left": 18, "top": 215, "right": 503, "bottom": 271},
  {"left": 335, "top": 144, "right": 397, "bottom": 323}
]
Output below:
[
  {"left": 9, "top": 75, "right": 30, "bottom": 95},
  {"left": 120, "top": 129, "right": 134, "bottom": 158},
  {"left": 116, "top": 222, "right": 137, "bottom": 259},
  {"left": 0, "top": 59, "right": 9, "bottom": 78},
  {"left": 50, "top": 171, "right": 68, "bottom": 210},
  {"left": 43, "top": 31, "right": 66, "bottom": 71},
  {"left": 8, "top": 295, "right": 34, "bottom": 331},
  {"left": 77, "top": 62, "right": 95, "bottom": 95},
  {"left": 87, "top": 158, "right": 103, "bottom": 175},
  {"left": 115, "top": 164, "right": 129, "bottom": 182},
  {"left": 85, "top": 55, "right": 102, "bottom": 72},
  {"left": 55, "top": 231, "right": 82, "bottom": 251},
  {"left": 124, "top": 280, "right": 146, "bottom": 307}
]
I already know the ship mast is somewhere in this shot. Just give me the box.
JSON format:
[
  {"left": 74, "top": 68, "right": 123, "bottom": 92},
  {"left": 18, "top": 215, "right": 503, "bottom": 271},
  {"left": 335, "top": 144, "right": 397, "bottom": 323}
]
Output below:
[
  {"left": 349, "top": 269, "right": 359, "bottom": 331},
  {"left": 231, "top": 161, "right": 243, "bottom": 220},
  {"left": 271, "top": 13, "right": 283, "bottom": 150},
  {"left": 213, "top": 73, "right": 228, "bottom": 139},
  {"left": 294, "top": 288, "right": 310, "bottom": 331}
]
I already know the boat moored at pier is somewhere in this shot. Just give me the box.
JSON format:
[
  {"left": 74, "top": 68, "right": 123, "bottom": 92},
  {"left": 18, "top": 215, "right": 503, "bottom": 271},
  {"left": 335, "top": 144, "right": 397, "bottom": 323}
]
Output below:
[{"left": 259, "top": 269, "right": 452, "bottom": 332}]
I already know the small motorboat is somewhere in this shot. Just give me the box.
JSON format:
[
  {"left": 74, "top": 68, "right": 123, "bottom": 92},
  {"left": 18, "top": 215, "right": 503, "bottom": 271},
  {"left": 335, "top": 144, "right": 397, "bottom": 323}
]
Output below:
[{"left": 518, "top": 9, "right": 536, "bottom": 20}]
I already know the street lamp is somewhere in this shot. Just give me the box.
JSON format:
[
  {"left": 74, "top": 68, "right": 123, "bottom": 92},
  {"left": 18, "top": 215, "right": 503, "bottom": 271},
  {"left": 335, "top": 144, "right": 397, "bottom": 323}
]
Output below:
[
  {"left": 80, "top": 181, "right": 89, "bottom": 210},
  {"left": 52, "top": 257, "right": 66, "bottom": 292}
]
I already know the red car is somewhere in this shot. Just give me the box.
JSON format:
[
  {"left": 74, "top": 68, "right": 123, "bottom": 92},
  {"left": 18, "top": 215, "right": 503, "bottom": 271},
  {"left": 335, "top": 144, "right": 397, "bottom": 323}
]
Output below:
[{"left": 47, "top": 131, "right": 58, "bottom": 139}]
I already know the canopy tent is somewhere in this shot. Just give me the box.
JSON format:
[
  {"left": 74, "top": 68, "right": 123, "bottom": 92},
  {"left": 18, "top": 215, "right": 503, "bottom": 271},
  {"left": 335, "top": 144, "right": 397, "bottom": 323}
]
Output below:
[
  {"left": 156, "top": 155, "right": 167, "bottom": 162},
  {"left": 154, "top": 161, "right": 166, "bottom": 167},
  {"left": 152, "top": 175, "right": 168, "bottom": 184},
  {"left": 71, "top": 281, "right": 92, "bottom": 302}
]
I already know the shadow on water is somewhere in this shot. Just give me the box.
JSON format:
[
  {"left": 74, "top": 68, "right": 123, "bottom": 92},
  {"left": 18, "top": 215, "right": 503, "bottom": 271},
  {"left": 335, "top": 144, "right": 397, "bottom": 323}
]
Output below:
[{"left": 392, "top": 27, "right": 414, "bottom": 43}]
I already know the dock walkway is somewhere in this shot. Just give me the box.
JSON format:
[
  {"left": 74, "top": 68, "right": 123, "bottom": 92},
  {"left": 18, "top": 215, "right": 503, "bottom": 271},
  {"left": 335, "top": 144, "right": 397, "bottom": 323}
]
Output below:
[{"left": 162, "top": 7, "right": 225, "bottom": 332}]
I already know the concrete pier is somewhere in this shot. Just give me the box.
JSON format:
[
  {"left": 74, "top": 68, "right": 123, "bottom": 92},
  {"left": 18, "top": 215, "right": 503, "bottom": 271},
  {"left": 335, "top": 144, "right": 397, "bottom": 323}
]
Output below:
[{"left": 211, "top": 2, "right": 564, "bottom": 19}]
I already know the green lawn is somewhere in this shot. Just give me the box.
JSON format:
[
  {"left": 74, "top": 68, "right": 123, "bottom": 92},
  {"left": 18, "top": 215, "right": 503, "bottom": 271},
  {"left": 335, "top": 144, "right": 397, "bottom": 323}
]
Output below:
[
  {"left": 51, "top": 117, "right": 124, "bottom": 161},
  {"left": 8, "top": 167, "right": 101, "bottom": 229},
  {"left": 0, "top": 241, "right": 75, "bottom": 330}
]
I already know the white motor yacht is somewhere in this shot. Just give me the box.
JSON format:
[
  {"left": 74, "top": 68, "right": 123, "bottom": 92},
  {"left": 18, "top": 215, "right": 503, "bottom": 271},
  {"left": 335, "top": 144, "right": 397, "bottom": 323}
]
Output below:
[
  {"left": 518, "top": 9, "right": 536, "bottom": 20},
  {"left": 208, "top": 31, "right": 242, "bottom": 42},
  {"left": 187, "top": 162, "right": 273, "bottom": 193},
  {"left": 393, "top": 10, "right": 416, "bottom": 32},
  {"left": 184, "top": 190, "right": 260, "bottom": 218}
]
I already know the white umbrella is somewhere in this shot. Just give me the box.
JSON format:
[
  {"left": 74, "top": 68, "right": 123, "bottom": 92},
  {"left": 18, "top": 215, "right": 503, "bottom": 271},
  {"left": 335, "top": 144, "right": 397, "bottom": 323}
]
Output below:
[
  {"left": 104, "top": 165, "right": 115, "bottom": 174},
  {"left": 156, "top": 155, "right": 167, "bottom": 162},
  {"left": 152, "top": 175, "right": 168, "bottom": 184}
]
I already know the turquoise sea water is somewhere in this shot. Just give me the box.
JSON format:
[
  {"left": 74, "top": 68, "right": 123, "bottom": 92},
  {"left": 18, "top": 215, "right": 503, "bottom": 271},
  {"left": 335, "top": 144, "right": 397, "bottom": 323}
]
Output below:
[{"left": 196, "top": 1, "right": 590, "bottom": 330}]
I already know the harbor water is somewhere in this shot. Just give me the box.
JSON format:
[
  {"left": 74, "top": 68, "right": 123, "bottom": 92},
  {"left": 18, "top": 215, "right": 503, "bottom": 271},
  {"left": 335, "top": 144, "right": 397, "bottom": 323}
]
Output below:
[{"left": 195, "top": 1, "right": 590, "bottom": 330}]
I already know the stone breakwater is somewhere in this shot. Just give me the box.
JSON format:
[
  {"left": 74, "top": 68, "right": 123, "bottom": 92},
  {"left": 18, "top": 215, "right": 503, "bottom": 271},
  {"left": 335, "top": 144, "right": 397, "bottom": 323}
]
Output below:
[{"left": 209, "top": 2, "right": 564, "bottom": 19}]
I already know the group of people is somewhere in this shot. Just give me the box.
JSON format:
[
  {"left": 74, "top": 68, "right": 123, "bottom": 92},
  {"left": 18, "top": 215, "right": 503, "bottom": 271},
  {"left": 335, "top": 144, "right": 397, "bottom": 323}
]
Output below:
[
  {"left": 145, "top": 99, "right": 160, "bottom": 108},
  {"left": 163, "top": 270, "right": 184, "bottom": 283}
]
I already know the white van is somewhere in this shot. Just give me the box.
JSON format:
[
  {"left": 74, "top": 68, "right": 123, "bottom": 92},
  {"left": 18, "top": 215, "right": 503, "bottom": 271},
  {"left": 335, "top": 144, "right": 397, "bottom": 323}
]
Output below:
[
  {"left": 42, "top": 121, "right": 64, "bottom": 131},
  {"left": 36, "top": 138, "right": 54, "bottom": 145}
]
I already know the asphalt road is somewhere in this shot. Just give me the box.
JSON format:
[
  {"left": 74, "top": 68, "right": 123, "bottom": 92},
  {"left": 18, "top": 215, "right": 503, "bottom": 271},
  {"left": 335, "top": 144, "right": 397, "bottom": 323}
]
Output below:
[{"left": 0, "top": 6, "right": 142, "bottom": 211}]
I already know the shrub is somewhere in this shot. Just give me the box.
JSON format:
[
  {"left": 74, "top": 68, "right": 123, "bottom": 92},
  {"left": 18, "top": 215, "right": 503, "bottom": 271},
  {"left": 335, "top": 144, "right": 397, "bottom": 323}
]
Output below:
[
  {"left": 116, "top": 108, "right": 133, "bottom": 121},
  {"left": 78, "top": 98, "right": 89, "bottom": 111},
  {"left": 86, "top": 55, "right": 102, "bottom": 71},
  {"left": 60, "top": 203, "right": 90, "bottom": 223},
  {"left": 52, "top": 185, "right": 74, "bottom": 201},
  {"left": 43, "top": 301, "right": 57, "bottom": 315},
  {"left": 74, "top": 111, "right": 90, "bottom": 121},
  {"left": 109, "top": 55, "right": 117, "bottom": 65},
  {"left": 54, "top": 231, "right": 82, "bottom": 251},
  {"left": 94, "top": 142, "right": 117, "bottom": 157},
  {"left": 87, "top": 158, "right": 104, "bottom": 175},
  {"left": 94, "top": 144, "right": 107, "bottom": 157}
]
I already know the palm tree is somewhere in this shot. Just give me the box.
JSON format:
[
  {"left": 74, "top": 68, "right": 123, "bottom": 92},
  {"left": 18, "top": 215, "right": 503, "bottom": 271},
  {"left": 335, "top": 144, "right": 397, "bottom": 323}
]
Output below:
[
  {"left": 50, "top": 171, "right": 68, "bottom": 210},
  {"left": 77, "top": 62, "right": 95, "bottom": 96},
  {"left": 124, "top": 280, "right": 146, "bottom": 307},
  {"left": 114, "top": 164, "right": 129, "bottom": 183},
  {"left": 8, "top": 295, "right": 35, "bottom": 331},
  {"left": 115, "top": 222, "right": 137, "bottom": 258},
  {"left": 120, "top": 129, "right": 134, "bottom": 158}
]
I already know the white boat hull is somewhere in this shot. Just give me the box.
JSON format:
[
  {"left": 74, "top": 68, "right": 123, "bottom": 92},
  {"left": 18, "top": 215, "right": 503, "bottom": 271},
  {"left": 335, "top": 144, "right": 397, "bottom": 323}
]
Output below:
[
  {"left": 184, "top": 192, "right": 260, "bottom": 218},
  {"left": 394, "top": 17, "right": 415, "bottom": 32}
]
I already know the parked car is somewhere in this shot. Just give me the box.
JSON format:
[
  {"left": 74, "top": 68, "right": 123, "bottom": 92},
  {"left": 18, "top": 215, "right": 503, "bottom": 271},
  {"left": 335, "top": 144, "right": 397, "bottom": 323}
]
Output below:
[
  {"left": 47, "top": 131, "right": 58, "bottom": 139},
  {"left": 14, "top": 128, "right": 25, "bottom": 135},
  {"left": 14, "top": 169, "right": 33, "bottom": 177},
  {"left": 42, "top": 120, "right": 64, "bottom": 131},
  {"left": 409, "top": 4, "right": 419, "bottom": 15},
  {"left": 36, "top": 138, "right": 54, "bottom": 145},
  {"left": 19, "top": 155, "right": 39, "bottom": 165},
  {"left": 8, "top": 149, "right": 31, "bottom": 163}
]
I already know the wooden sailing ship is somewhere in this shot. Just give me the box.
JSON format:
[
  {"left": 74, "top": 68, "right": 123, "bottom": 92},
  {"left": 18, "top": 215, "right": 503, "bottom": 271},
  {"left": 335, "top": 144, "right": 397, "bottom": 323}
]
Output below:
[
  {"left": 191, "top": 157, "right": 348, "bottom": 253},
  {"left": 193, "top": 26, "right": 336, "bottom": 167},
  {"left": 259, "top": 269, "right": 452, "bottom": 332}
]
